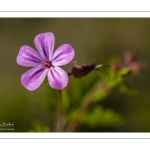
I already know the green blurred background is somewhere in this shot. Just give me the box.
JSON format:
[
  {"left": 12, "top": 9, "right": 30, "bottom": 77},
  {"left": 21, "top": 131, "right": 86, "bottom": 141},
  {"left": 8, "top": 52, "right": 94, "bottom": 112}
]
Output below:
[{"left": 0, "top": 18, "right": 150, "bottom": 132}]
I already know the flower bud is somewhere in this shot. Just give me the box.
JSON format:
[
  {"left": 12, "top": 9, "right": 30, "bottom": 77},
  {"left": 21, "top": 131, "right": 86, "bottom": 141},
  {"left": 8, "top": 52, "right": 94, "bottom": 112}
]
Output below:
[
  {"left": 71, "top": 64, "right": 96, "bottom": 78},
  {"left": 69, "top": 62, "right": 118, "bottom": 78}
]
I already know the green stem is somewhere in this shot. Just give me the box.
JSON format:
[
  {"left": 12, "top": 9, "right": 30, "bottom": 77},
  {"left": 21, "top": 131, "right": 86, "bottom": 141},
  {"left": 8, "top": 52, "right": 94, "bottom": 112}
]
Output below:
[
  {"left": 54, "top": 90, "right": 64, "bottom": 132},
  {"left": 64, "top": 96, "right": 92, "bottom": 132},
  {"left": 64, "top": 80, "right": 109, "bottom": 132}
]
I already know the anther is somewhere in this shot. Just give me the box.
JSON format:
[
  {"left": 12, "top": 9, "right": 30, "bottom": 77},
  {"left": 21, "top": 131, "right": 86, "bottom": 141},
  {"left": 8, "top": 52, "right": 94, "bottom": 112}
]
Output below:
[{"left": 44, "top": 61, "right": 52, "bottom": 68}]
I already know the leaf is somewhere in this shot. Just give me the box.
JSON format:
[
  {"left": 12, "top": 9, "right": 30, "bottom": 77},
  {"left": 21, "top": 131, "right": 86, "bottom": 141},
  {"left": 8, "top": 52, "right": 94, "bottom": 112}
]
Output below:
[
  {"left": 81, "top": 106, "right": 125, "bottom": 128},
  {"left": 119, "top": 84, "right": 138, "bottom": 96},
  {"left": 66, "top": 72, "right": 102, "bottom": 123},
  {"left": 29, "top": 120, "right": 50, "bottom": 132},
  {"left": 70, "top": 71, "right": 101, "bottom": 109},
  {"left": 119, "top": 68, "right": 132, "bottom": 77}
]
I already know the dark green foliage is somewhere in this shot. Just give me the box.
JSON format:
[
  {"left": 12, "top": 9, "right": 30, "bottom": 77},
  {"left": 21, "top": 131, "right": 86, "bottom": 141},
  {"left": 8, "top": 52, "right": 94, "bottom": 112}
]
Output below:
[
  {"left": 29, "top": 120, "right": 50, "bottom": 132},
  {"left": 81, "top": 106, "right": 125, "bottom": 128},
  {"left": 41, "top": 63, "right": 139, "bottom": 131}
]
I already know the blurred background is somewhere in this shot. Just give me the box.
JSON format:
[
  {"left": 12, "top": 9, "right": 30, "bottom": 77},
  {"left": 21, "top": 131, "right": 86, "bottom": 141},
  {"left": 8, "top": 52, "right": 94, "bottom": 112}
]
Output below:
[{"left": 0, "top": 18, "right": 150, "bottom": 132}]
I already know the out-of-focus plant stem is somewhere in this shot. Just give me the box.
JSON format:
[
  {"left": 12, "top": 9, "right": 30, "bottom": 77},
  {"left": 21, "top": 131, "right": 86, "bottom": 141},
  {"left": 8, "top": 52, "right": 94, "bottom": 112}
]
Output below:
[
  {"left": 64, "top": 81, "right": 108, "bottom": 132},
  {"left": 53, "top": 90, "right": 64, "bottom": 132},
  {"left": 64, "top": 97, "right": 91, "bottom": 132}
]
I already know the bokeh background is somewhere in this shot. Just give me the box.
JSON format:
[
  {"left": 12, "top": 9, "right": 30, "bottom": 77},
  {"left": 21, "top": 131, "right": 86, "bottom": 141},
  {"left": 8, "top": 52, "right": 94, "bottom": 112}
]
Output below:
[{"left": 0, "top": 18, "right": 150, "bottom": 132}]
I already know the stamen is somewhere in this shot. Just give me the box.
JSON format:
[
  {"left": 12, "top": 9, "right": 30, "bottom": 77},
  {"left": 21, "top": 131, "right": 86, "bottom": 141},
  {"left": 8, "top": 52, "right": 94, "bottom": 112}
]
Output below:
[{"left": 44, "top": 61, "right": 52, "bottom": 68}]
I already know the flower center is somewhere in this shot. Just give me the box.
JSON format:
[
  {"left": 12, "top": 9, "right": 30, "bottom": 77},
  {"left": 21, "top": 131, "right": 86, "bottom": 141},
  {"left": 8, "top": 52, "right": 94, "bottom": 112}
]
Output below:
[{"left": 44, "top": 61, "right": 52, "bottom": 68}]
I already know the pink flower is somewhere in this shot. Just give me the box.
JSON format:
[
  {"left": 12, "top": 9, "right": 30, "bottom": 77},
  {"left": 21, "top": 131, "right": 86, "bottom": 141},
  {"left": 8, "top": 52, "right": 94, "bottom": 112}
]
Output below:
[
  {"left": 123, "top": 50, "right": 149, "bottom": 74},
  {"left": 16, "top": 32, "right": 75, "bottom": 91}
]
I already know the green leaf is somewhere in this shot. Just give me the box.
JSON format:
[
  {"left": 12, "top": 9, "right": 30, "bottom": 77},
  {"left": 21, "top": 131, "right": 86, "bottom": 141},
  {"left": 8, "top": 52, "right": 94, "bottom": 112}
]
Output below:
[
  {"left": 29, "top": 120, "right": 50, "bottom": 132},
  {"left": 81, "top": 106, "right": 125, "bottom": 128},
  {"left": 119, "top": 68, "right": 132, "bottom": 77},
  {"left": 70, "top": 71, "right": 101, "bottom": 109},
  {"left": 67, "top": 72, "right": 102, "bottom": 123},
  {"left": 119, "top": 84, "right": 138, "bottom": 96}
]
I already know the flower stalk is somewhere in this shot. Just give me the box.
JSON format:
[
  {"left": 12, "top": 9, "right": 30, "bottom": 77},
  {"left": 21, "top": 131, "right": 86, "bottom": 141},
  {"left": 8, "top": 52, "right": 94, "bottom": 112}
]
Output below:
[{"left": 54, "top": 90, "right": 64, "bottom": 132}]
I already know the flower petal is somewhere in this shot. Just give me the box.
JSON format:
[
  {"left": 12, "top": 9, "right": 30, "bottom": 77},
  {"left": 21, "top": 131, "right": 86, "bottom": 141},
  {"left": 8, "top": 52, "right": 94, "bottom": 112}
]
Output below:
[
  {"left": 21, "top": 65, "right": 48, "bottom": 91},
  {"left": 34, "top": 32, "right": 55, "bottom": 61},
  {"left": 16, "top": 45, "right": 42, "bottom": 67},
  {"left": 47, "top": 67, "right": 68, "bottom": 90},
  {"left": 52, "top": 44, "right": 75, "bottom": 66}
]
